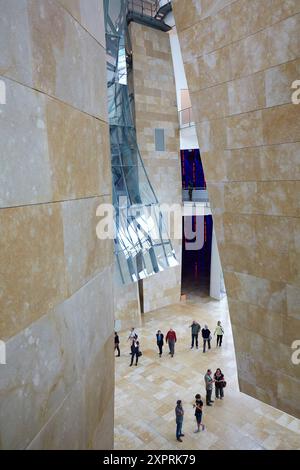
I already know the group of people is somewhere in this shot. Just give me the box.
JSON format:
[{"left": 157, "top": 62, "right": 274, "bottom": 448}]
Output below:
[
  {"left": 114, "top": 321, "right": 225, "bottom": 362},
  {"left": 115, "top": 321, "right": 226, "bottom": 442},
  {"left": 155, "top": 321, "right": 224, "bottom": 357},
  {"left": 175, "top": 368, "right": 226, "bottom": 443}
]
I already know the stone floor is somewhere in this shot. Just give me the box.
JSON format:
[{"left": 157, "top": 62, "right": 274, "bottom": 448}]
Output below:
[{"left": 114, "top": 291, "right": 300, "bottom": 450}]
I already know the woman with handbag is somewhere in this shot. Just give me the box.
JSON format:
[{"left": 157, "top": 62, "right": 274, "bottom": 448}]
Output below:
[{"left": 214, "top": 368, "right": 226, "bottom": 399}]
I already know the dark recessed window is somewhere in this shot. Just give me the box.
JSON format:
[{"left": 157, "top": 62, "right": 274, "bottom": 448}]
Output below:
[{"left": 155, "top": 128, "right": 165, "bottom": 151}]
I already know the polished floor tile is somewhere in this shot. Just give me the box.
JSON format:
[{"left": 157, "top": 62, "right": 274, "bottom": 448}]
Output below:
[{"left": 114, "top": 292, "right": 300, "bottom": 450}]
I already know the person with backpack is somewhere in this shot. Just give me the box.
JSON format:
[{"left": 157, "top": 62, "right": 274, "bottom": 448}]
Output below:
[{"left": 214, "top": 321, "right": 224, "bottom": 347}]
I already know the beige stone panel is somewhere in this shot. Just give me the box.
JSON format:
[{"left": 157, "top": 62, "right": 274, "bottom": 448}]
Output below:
[
  {"left": 195, "top": 118, "right": 227, "bottom": 152},
  {"left": 143, "top": 265, "right": 181, "bottom": 313},
  {"left": 46, "top": 97, "right": 110, "bottom": 201},
  {"left": 255, "top": 214, "right": 294, "bottom": 283},
  {"left": 61, "top": 196, "right": 113, "bottom": 297},
  {"left": 200, "top": 150, "right": 227, "bottom": 183},
  {"left": 57, "top": 0, "right": 80, "bottom": 20},
  {"left": 265, "top": 59, "right": 300, "bottom": 108},
  {"left": 268, "top": 14, "right": 300, "bottom": 68},
  {"left": 84, "top": 335, "right": 115, "bottom": 449},
  {"left": 201, "top": 0, "right": 236, "bottom": 20},
  {"left": 289, "top": 218, "right": 300, "bottom": 285},
  {"left": 0, "top": 77, "right": 53, "bottom": 208},
  {"left": 229, "top": 29, "right": 270, "bottom": 80},
  {"left": 262, "top": 103, "right": 300, "bottom": 146},
  {"left": 225, "top": 147, "right": 260, "bottom": 182},
  {"left": 26, "top": 381, "right": 87, "bottom": 449},
  {"left": 225, "top": 271, "right": 286, "bottom": 314},
  {"left": 114, "top": 283, "right": 141, "bottom": 331},
  {"left": 209, "top": 4, "right": 233, "bottom": 51},
  {"left": 185, "top": 47, "right": 231, "bottom": 92},
  {"left": 226, "top": 110, "right": 264, "bottom": 149},
  {"left": 229, "top": 299, "right": 283, "bottom": 342},
  {"left": 206, "top": 182, "right": 225, "bottom": 214},
  {"left": 278, "top": 344, "right": 300, "bottom": 382},
  {"left": 172, "top": 0, "right": 204, "bottom": 32},
  {"left": 238, "top": 377, "right": 276, "bottom": 410},
  {"left": 278, "top": 375, "right": 300, "bottom": 417},
  {"left": 219, "top": 243, "right": 256, "bottom": 275},
  {"left": 227, "top": 72, "right": 266, "bottom": 115},
  {"left": 0, "top": 267, "right": 114, "bottom": 449},
  {"left": 230, "top": 0, "right": 300, "bottom": 41},
  {"left": 0, "top": 203, "right": 67, "bottom": 340},
  {"left": 258, "top": 143, "right": 300, "bottom": 181},
  {"left": 27, "top": 0, "right": 107, "bottom": 120},
  {"left": 223, "top": 213, "right": 255, "bottom": 246},
  {"left": 224, "top": 181, "right": 258, "bottom": 214},
  {"left": 256, "top": 181, "right": 300, "bottom": 217},
  {"left": 57, "top": 0, "right": 106, "bottom": 47},
  {"left": 287, "top": 284, "right": 300, "bottom": 319},
  {"left": 281, "top": 316, "right": 300, "bottom": 347},
  {"left": 92, "top": 396, "right": 114, "bottom": 450},
  {"left": 191, "top": 83, "right": 228, "bottom": 122},
  {"left": 177, "top": 16, "right": 213, "bottom": 63},
  {"left": 0, "top": 0, "right": 33, "bottom": 86}
]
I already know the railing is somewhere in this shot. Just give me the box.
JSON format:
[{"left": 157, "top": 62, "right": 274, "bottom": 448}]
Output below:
[
  {"left": 128, "top": 0, "right": 160, "bottom": 18},
  {"left": 182, "top": 188, "right": 209, "bottom": 203},
  {"left": 179, "top": 106, "right": 194, "bottom": 128}
]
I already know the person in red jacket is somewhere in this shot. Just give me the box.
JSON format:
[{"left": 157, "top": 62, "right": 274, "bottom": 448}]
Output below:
[{"left": 166, "top": 328, "right": 177, "bottom": 357}]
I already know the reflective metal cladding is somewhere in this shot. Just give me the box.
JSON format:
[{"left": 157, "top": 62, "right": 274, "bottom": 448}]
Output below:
[{"left": 104, "top": 0, "right": 178, "bottom": 285}]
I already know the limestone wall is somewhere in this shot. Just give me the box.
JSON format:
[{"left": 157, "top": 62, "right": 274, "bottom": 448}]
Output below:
[
  {"left": 130, "top": 22, "right": 182, "bottom": 313},
  {"left": 173, "top": 0, "right": 300, "bottom": 418},
  {"left": 0, "top": 0, "right": 114, "bottom": 448}
]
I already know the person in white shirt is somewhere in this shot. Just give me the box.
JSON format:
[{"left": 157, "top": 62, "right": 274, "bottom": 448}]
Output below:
[{"left": 214, "top": 321, "right": 224, "bottom": 347}]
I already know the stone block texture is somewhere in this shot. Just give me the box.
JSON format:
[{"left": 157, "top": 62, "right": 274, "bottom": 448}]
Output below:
[
  {"left": 173, "top": 0, "right": 300, "bottom": 418},
  {"left": 130, "top": 22, "right": 182, "bottom": 313},
  {"left": 0, "top": 0, "right": 114, "bottom": 449}
]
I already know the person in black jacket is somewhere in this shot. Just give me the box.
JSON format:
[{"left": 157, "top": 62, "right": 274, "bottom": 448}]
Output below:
[
  {"left": 214, "top": 368, "right": 225, "bottom": 399},
  {"left": 202, "top": 324, "right": 211, "bottom": 353},
  {"left": 114, "top": 331, "right": 120, "bottom": 357},
  {"left": 130, "top": 340, "right": 140, "bottom": 366},
  {"left": 156, "top": 330, "right": 164, "bottom": 357}
]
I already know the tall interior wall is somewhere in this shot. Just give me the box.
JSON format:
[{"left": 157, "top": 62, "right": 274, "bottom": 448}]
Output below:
[
  {"left": 0, "top": 0, "right": 114, "bottom": 449},
  {"left": 130, "top": 22, "right": 182, "bottom": 313},
  {"left": 173, "top": 0, "right": 300, "bottom": 418}
]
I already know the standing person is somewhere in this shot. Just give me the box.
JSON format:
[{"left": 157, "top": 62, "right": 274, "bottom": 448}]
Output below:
[
  {"left": 204, "top": 369, "right": 215, "bottom": 406},
  {"left": 188, "top": 181, "right": 193, "bottom": 201},
  {"left": 166, "top": 328, "right": 177, "bottom": 357},
  {"left": 193, "top": 394, "right": 205, "bottom": 432},
  {"left": 214, "top": 368, "right": 225, "bottom": 400},
  {"left": 128, "top": 327, "right": 138, "bottom": 342},
  {"left": 214, "top": 321, "right": 224, "bottom": 347},
  {"left": 129, "top": 340, "right": 140, "bottom": 367},
  {"left": 202, "top": 324, "right": 211, "bottom": 353},
  {"left": 190, "top": 320, "right": 201, "bottom": 349},
  {"left": 175, "top": 400, "right": 184, "bottom": 442},
  {"left": 128, "top": 327, "right": 138, "bottom": 355},
  {"left": 156, "top": 330, "right": 164, "bottom": 357},
  {"left": 114, "top": 332, "right": 120, "bottom": 357}
]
